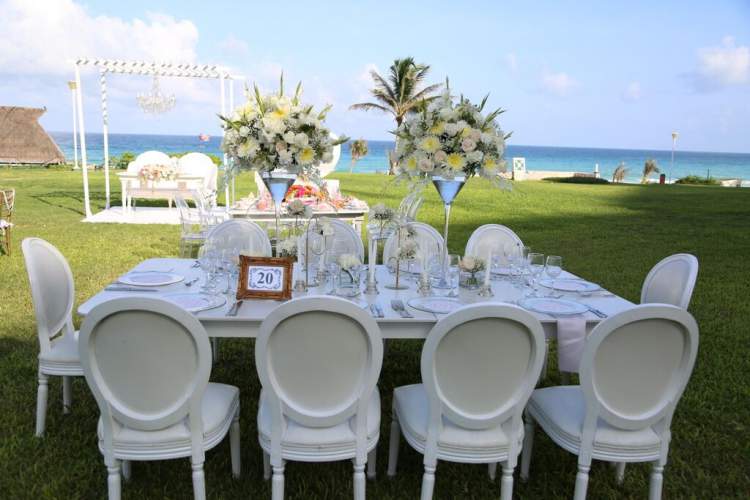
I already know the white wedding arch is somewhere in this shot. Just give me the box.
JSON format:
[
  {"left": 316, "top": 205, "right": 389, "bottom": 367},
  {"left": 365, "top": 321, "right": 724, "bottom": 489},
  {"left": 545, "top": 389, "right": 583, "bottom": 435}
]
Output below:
[{"left": 71, "top": 59, "right": 244, "bottom": 218}]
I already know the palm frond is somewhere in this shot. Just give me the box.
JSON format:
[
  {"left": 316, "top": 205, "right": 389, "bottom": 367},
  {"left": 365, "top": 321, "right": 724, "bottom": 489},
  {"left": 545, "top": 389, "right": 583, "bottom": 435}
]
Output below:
[{"left": 348, "top": 102, "right": 392, "bottom": 114}]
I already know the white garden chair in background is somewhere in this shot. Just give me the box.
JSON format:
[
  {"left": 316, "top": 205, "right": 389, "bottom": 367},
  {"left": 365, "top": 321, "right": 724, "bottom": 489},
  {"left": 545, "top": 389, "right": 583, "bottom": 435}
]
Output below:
[
  {"left": 382, "top": 222, "right": 444, "bottom": 268},
  {"left": 521, "top": 304, "right": 699, "bottom": 500},
  {"left": 174, "top": 194, "right": 206, "bottom": 258},
  {"left": 255, "top": 296, "right": 383, "bottom": 500},
  {"left": 397, "top": 188, "right": 425, "bottom": 222},
  {"left": 21, "top": 237, "right": 84, "bottom": 437},
  {"left": 641, "top": 253, "right": 699, "bottom": 309},
  {"left": 206, "top": 219, "right": 272, "bottom": 257},
  {"left": 464, "top": 224, "right": 523, "bottom": 260},
  {"left": 78, "top": 297, "right": 241, "bottom": 500},
  {"left": 388, "top": 304, "right": 546, "bottom": 500}
]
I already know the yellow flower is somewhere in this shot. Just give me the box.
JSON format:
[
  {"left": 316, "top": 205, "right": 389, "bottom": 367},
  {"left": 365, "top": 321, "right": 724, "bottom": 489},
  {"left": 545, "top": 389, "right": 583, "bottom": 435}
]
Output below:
[
  {"left": 429, "top": 122, "right": 445, "bottom": 135},
  {"left": 446, "top": 153, "right": 466, "bottom": 170},
  {"left": 271, "top": 102, "right": 291, "bottom": 120},
  {"left": 405, "top": 156, "right": 418, "bottom": 171},
  {"left": 482, "top": 156, "right": 498, "bottom": 172},
  {"left": 460, "top": 127, "right": 472, "bottom": 138},
  {"left": 298, "top": 147, "right": 315, "bottom": 164},
  {"left": 419, "top": 136, "right": 441, "bottom": 153}
]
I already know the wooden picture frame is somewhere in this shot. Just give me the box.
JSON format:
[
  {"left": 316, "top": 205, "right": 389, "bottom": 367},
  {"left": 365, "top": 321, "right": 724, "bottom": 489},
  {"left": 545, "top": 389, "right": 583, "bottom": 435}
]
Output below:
[{"left": 237, "top": 256, "right": 293, "bottom": 301}]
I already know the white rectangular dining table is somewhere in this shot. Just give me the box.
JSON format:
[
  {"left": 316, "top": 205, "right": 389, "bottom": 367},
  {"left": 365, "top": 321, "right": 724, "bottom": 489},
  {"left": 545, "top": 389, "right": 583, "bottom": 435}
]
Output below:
[{"left": 77, "top": 258, "right": 635, "bottom": 339}]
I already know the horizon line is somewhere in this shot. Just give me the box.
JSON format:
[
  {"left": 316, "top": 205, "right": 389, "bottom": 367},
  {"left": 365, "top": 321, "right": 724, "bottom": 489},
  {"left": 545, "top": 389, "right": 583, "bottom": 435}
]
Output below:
[{"left": 47, "top": 130, "right": 750, "bottom": 157}]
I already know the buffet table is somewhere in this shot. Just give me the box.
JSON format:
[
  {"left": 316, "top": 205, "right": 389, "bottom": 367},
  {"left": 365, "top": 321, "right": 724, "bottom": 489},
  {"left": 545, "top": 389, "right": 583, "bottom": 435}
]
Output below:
[{"left": 78, "top": 258, "right": 635, "bottom": 340}]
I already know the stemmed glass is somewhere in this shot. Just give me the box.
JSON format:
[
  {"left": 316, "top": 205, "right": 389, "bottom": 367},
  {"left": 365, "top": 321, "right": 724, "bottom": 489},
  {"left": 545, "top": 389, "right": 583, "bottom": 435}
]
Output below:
[
  {"left": 526, "top": 253, "right": 545, "bottom": 297},
  {"left": 447, "top": 254, "right": 461, "bottom": 298},
  {"left": 197, "top": 242, "right": 218, "bottom": 294},
  {"left": 545, "top": 255, "right": 563, "bottom": 295}
]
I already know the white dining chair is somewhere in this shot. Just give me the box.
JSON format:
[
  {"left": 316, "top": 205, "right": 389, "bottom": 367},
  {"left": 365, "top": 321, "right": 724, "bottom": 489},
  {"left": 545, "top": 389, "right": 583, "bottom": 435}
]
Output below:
[
  {"left": 464, "top": 224, "right": 523, "bottom": 259},
  {"left": 382, "top": 222, "right": 444, "bottom": 266},
  {"left": 641, "top": 253, "right": 699, "bottom": 309},
  {"left": 78, "top": 297, "right": 241, "bottom": 500},
  {"left": 298, "top": 218, "right": 365, "bottom": 266},
  {"left": 255, "top": 296, "right": 383, "bottom": 500},
  {"left": 174, "top": 194, "right": 206, "bottom": 258},
  {"left": 206, "top": 219, "right": 272, "bottom": 257},
  {"left": 520, "top": 304, "right": 699, "bottom": 500},
  {"left": 388, "top": 303, "right": 546, "bottom": 500},
  {"left": 22, "top": 237, "right": 84, "bottom": 437}
]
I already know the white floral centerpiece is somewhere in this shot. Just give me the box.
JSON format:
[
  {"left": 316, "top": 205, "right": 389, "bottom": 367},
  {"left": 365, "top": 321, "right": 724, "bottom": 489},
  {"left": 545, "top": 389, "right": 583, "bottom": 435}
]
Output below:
[
  {"left": 138, "top": 163, "right": 177, "bottom": 184},
  {"left": 393, "top": 86, "right": 510, "bottom": 186},
  {"left": 459, "top": 255, "right": 487, "bottom": 289},
  {"left": 337, "top": 253, "right": 362, "bottom": 295},
  {"left": 220, "top": 75, "right": 348, "bottom": 183}
]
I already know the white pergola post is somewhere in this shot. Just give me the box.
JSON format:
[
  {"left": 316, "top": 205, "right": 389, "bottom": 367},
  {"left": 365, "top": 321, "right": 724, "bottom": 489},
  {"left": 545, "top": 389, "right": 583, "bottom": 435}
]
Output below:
[
  {"left": 100, "top": 69, "right": 111, "bottom": 209},
  {"left": 74, "top": 64, "right": 92, "bottom": 218},
  {"left": 68, "top": 81, "right": 79, "bottom": 170},
  {"left": 220, "top": 74, "right": 230, "bottom": 213}
]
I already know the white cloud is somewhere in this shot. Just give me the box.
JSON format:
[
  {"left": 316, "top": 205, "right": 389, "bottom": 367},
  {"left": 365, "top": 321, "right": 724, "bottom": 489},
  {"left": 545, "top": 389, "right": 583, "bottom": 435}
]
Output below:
[
  {"left": 696, "top": 36, "right": 750, "bottom": 87},
  {"left": 0, "top": 0, "right": 199, "bottom": 75},
  {"left": 622, "top": 81, "right": 642, "bottom": 101},
  {"left": 540, "top": 70, "right": 576, "bottom": 96},
  {"left": 505, "top": 53, "right": 518, "bottom": 73}
]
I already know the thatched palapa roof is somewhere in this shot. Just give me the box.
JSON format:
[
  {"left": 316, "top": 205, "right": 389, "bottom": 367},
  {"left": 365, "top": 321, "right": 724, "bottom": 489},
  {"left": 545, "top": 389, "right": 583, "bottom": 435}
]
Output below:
[{"left": 0, "top": 106, "right": 65, "bottom": 165}]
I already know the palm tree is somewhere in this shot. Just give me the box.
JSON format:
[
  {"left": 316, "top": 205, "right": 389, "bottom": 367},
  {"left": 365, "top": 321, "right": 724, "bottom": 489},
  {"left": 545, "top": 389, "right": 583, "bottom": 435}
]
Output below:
[
  {"left": 348, "top": 139, "right": 369, "bottom": 173},
  {"left": 612, "top": 162, "right": 628, "bottom": 183},
  {"left": 641, "top": 159, "right": 660, "bottom": 184},
  {"left": 350, "top": 58, "right": 441, "bottom": 174},
  {"left": 350, "top": 58, "right": 441, "bottom": 126}
]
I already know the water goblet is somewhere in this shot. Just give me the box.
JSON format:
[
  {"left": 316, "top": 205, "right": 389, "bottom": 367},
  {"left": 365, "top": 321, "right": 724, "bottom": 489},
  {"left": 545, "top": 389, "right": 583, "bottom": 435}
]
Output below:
[
  {"left": 447, "top": 254, "right": 461, "bottom": 297},
  {"left": 526, "top": 253, "right": 545, "bottom": 297}
]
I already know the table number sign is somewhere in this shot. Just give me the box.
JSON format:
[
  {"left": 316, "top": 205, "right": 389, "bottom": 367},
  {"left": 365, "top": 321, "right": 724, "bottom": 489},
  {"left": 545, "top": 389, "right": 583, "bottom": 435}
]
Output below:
[{"left": 237, "top": 256, "right": 293, "bottom": 300}]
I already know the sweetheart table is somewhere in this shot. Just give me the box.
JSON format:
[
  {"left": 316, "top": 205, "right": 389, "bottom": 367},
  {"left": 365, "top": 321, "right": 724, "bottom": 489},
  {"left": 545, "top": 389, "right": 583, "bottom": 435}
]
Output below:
[{"left": 77, "top": 258, "right": 635, "bottom": 340}]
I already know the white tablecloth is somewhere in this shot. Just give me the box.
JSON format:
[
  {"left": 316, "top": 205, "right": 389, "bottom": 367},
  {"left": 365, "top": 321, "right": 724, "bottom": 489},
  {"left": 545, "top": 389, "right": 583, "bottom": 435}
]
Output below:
[{"left": 78, "top": 258, "right": 635, "bottom": 340}]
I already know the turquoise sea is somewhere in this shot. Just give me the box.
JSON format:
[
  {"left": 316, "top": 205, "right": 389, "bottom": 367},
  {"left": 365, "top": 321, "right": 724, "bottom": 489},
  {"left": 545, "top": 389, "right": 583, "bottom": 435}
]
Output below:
[{"left": 50, "top": 132, "right": 750, "bottom": 185}]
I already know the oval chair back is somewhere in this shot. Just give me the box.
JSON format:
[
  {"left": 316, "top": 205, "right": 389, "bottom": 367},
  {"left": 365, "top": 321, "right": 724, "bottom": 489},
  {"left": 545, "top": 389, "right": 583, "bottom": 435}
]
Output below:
[
  {"left": 464, "top": 224, "right": 523, "bottom": 262},
  {"left": 177, "top": 153, "right": 218, "bottom": 192},
  {"left": 298, "top": 219, "right": 365, "bottom": 265},
  {"left": 640, "top": 254, "right": 699, "bottom": 309},
  {"left": 255, "top": 296, "right": 382, "bottom": 463},
  {"left": 578, "top": 304, "right": 699, "bottom": 459},
  {"left": 420, "top": 304, "right": 545, "bottom": 462},
  {"left": 206, "top": 219, "right": 272, "bottom": 257},
  {"left": 78, "top": 297, "right": 212, "bottom": 463},
  {"left": 127, "top": 151, "right": 172, "bottom": 174},
  {"left": 382, "top": 222, "right": 444, "bottom": 265},
  {"left": 22, "top": 238, "right": 76, "bottom": 354}
]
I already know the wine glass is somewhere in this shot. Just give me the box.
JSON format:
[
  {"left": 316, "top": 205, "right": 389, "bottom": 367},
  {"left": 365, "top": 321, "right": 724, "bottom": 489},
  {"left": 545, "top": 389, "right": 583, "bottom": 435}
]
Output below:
[
  {"left": 545, "top": 255, "right": 562, "bottom": 280},
  {"left": 447, "top": 254, "right": 461, "bottom": 297},
  {"left": 526, "top": 253, "right": 545, "bottom": 297},
  {"left": 197, "top": 242, "right": 217, "bottom": 294}
]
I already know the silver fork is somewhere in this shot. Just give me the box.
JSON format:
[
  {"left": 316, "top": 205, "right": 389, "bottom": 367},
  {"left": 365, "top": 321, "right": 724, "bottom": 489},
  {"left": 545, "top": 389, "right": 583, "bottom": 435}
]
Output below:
[{"left": 390, "top": 299, "right": 413, "bottom": 318}]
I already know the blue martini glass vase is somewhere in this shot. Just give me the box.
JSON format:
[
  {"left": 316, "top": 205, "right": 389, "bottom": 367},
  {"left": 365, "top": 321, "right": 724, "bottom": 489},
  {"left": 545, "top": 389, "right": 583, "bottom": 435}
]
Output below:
[
  {"left": 432, "top": 176, "right": 466, "bottom": 288},
  {"left": 261, "top": 171, "right": 297, "bottom": 256}
]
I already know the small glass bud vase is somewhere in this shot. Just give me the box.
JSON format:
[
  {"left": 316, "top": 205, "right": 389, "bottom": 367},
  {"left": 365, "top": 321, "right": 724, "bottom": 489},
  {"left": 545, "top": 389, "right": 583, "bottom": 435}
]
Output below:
[
  {"left": 417, "top": 273, "right": 432, "bottom": 296},
  {"left": 337, "top": 268, "right": 362, "bottom": 297},
  {"left": 459, "top": 271, "right": 483, "bottom": 290}
]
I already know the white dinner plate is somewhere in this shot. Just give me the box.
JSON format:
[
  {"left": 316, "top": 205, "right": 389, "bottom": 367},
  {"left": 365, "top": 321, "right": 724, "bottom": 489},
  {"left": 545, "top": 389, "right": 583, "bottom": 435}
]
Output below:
[
  {"left": 539, "top": 278, "right": 600, "bottom": 293},
  {"left": 119, "top": 272, "right": 184, "bottom": 287},
  {"left": 407, "top": 296, "right": 464, "bottom": 314},
  {"left": 518, "top": 297, "right": 589, "bottom": 316},
  {"left": 161, "top": 292, "right": 226, "bottom": 313}
]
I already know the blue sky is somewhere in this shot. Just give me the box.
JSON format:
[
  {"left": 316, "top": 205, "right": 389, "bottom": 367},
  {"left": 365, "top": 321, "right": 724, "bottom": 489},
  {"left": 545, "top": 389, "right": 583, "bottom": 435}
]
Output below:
[{"left": 1, "top": 0, "right": 749, "bottom": 152}]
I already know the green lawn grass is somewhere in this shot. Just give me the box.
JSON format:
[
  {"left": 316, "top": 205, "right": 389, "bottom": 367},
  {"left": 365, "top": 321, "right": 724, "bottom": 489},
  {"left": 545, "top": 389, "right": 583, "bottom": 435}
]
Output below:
[{"left": 1, "top": 168, "right": 748, "bottom": 499}]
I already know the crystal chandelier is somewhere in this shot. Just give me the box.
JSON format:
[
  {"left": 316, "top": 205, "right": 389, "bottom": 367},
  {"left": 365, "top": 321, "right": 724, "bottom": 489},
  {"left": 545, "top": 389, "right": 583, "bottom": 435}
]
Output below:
[{"left": 136, "top": 76, "right": 176, "bottom": 114}]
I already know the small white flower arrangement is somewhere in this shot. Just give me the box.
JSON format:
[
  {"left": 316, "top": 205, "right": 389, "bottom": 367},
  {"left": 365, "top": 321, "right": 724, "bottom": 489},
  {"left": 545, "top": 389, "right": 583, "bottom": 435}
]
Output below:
[
  {"left": 396, "top": 238, "right": 419, "bottom": 261},
  {"left": 286, "top": 198, "right": 313, "bottom": 218},
  {"left": 459, "top": 255, "right": 486, "bottom": 288},
  {"left": 369, "top": 202, "right": 396, "bottom": 238},
  {"left": 220, "top": 75, "right": 348, "bottom": 183},
  {"left": 338, "top": 253, "right": 362, "bottom": 272},
  {"left": 393, "top": 83, "right": 510, "bottom": 187},
  {"left": 138, "top": 164, "right": 177, "bottom": 183},
  {"left": 277, "top": 238, "right": 298, "bottom": 259}
]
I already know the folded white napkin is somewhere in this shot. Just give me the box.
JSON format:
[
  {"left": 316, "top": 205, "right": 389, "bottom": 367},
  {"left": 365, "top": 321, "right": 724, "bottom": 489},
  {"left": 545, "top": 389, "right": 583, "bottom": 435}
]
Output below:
[{"left": 557, "top": 316, "right": 587, "bottom": 373}]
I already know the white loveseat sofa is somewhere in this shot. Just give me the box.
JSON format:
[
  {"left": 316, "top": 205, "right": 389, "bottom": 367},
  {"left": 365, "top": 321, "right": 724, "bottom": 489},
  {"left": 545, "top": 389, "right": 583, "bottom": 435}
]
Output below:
[{"left": 118, "top": 151, "right": 218, "bottom": 210}]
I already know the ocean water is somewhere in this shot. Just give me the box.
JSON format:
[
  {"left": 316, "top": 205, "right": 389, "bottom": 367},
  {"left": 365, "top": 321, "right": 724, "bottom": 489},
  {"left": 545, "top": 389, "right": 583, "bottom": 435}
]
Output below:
[{"left": 50, "top": 132, "right": 750, "bottom": 184}]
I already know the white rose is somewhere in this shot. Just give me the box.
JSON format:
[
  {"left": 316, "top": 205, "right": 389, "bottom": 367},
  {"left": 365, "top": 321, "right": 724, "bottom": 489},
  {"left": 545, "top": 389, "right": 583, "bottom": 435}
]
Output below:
[
  {"left": 283, "top": 131, "right": 296, "bottom": 143},
  {"left": 294, "top": 133, "right": 309, "bottom": 147},
  {"left": 239, "top": 126, "right": 250, "bottom": 137},
  {"left": 461, "top": 138, "right": 477, "bottom": 152},
  {"left": 278, "top": 150, "right": 293, "bottom": 163},
  {"left": 470, "top": 129, "right": 482, "bottom": 141},
  {"left": 434, "top": 150, "right": 448, "bottom": 163},
  {"left": 418, "top": 157, "right": 434, "bottom": 172},
  {"left": 467, "top": 150, "right": 483, "bottom": 163}
]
